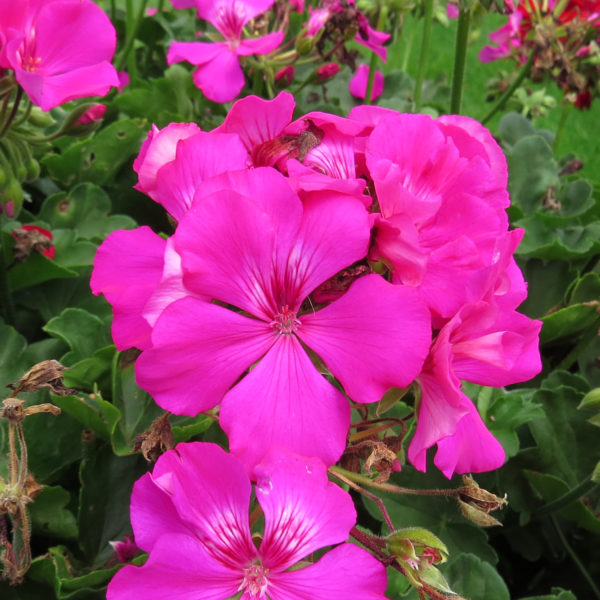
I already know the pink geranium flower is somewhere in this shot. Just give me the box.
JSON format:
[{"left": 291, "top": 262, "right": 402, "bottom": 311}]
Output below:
[
  {"left": 167, "top": 0, "right": 284, "bottom": 102},
  {"left": 349, "top": 64, "right": 384, "bottom": 101},
  {"left": 410, "top": 297, "right": 542, "bottom": 478},
  {"left": 131, "top": 168, "right": 431, "bottom": 471},
  {"left": 107, "top": 443, "right": 388, "bottom": 600},
  {"left": 0, "top": 0, "right": 119, "bottom": 110}
]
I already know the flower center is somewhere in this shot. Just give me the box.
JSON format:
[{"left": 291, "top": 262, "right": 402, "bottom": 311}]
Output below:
[
  {"left": 22, "top": 55, "right": 41, "bottom": 72},
  {"left": 239, "top": 564, "right": 269, "bottom": 599},
  {"left": 270, "top": 305, "right": 300, "bottom": 335}
]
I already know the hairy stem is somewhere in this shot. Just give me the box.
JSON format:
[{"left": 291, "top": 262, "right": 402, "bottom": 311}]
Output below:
[{"left": 449, "top": 7, "right": 471, "bottom": 115}]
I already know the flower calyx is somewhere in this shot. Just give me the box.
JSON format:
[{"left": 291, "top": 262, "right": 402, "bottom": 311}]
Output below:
[{"left": 456, "top": 474, "right": 508, "bottom": 527}]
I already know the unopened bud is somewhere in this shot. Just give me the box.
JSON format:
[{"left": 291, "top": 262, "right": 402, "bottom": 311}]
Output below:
[
  {"left": 316, "top": 62, "right": 340, "bottom": 82},
  {"left": 296, "top": 34, "right": 316, "bottom": 56},
  {"left": 27, "top": 106, "right": 55, "bottom": 128},
  {"left": 387, "top": 528, "right": 453, "bottom": 593},
  {"left": 73, "top": 103, "right": 107, "bottom": 127},
  {"left": 275, "top": 65, "right": 295, "bottom": 88},
  {"left": 59, "top": 102, "right": 105, "bottom": 137}
]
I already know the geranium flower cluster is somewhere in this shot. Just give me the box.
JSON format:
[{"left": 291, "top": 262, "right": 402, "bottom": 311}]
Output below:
[
  {"left": 92, "top": 92, "right": 542, "bottom": 480},
  {"left": 165, "top": 0, "right": 389, "bottom": 102},
  {"left": 480, "top": 0, "right": 600, "bottom": 108},
  {"left": 0, "top": 0, "right": 118, "bottom": 110}
]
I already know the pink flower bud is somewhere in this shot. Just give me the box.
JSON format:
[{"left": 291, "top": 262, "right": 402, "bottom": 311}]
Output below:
[
  {"left": 74, "top": 104, "right": 107, "bottom": 127},
  {"left": 275, "top": 65, "right": 295, "bottom": 87},
  {"left": 316, "top": 62, "right": 340, "bottom": 82}
]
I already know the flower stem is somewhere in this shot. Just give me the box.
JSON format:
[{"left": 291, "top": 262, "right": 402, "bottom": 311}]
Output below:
[
  {"left": 330, "top": 467, "right": 395, "bottom": 532},
  {"left": 0, "top": 216, "right": 16, "bottom": 326},
  {"left": 116, "top": 0, "right": 149, "bottom": 74},
  {"left": 413, "top": 0, "right": 434, "bottom": 112},
  {"left": 481, "top": 50, "right": 535, "bottom": 124},
  {"left": 551, "top": 515, "right": 600, "bottom": 599},
  {"left": 534, "top": 475, "right": 597, "bottom": 518},
  {"left": 0, "top": 88, "right": 23, "bottom": 139},
  {"left": 365, "top": 6, "right": 388, "bottom": 105},
  {"left": 449, "top": 6, "right": 471, "bottom": 115},
  {"left": 553, "top": 99, "right": 573, "bottom": 153},
  {"left": 329, "top": 465, "right": 459, "bottom": 497}
]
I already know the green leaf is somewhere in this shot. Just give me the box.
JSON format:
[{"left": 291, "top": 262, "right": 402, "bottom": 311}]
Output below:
[
  {"left": 28, "top": 545, "right": 120, "bottom": 599},
  {"left": 498, "top": 112, "right": 536, "bottom": 148},
  {"left": 43, "top": 308, "right": 111, "bottom": 364},
  {"left": 7, "top": 251, "right": 78, "bottom": 292},
  {"left": 51, "top": 393, "right": 120, "bottom": 441},
  {"left": 506, "top": 135, "right": 559, "bottom": 215},
  {"left": 29, "top": 485, "right": 78, "bottom": 540},
  {"left": 555, "top": 179, "right": 595, "bottom": 218},
  {"left": 110, "top": 356, "right": 163, "bottom": 455},
  {"left": 41, "top": 119, "right": 147, "bottom": 186},
  {"left": 540, "top": 302, "right": 600, "bottom": 344},
  {"left": 486, "top": 390, "right": 545, "bottom": 457},
  {"left": 524, "top": 470, "right": 600, "bottom": 534},
  {"left": 77, "top": 441, "right": 147, "bottom": 566},
  {"left": 528, "top": 374, "right": 599, "bottom": 484},
  {"left": 38, "top": 183, "right": 136, "bottom": 241},
  {"left": 519, "top": 587, "right": 577, "bottom": 599},
  {"left": 578, "top": 388, "right": 600, "bottom": 411},
  {"left": 0, "top": 318, "right": 28, "bottom": 390},
  {"left": 447, "top": 553, "right": 510, "bottom": 600},
  {"left": 514, "top": 216, "right": 600, "bottom": 260},
  {"left": 61, "top": 346, "right": 116, "bottom": 392},
  {"left": 50, "top": 229, "right": 98, "bottom": 269},
  {"left": 570, "top": 272, "right": 600, "bottom": 304}
]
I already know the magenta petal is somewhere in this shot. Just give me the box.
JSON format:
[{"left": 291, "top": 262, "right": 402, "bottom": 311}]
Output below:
[
  {"left": 133, "top": 122, "right": 202, "bottom": 200},
  {"left": 255, "top": 448, "right": 356, "bottom": 571},
  {"left": 237, "top": 32, "right": 284, "bottom": 56},
  {"left": 299, "top": 274, "right": 431, "bottom": 403},
  {"left": 220, "top": 335, "right": 351, "bottom": 472},
  {"left": 106, "top": 533, "right": 242, "bottom": 600},
  {"left": 268, "top": 543, "right": 388, "bottom": 600},
  {"left": 15, "top": 62, "right": 119, "bottom": 110},
  {"left": 151, "top": 443, "right": 257, "bottom": 566},
  {"left": 198, "top": 0, "right": 275, "bottom": 31},
  {"left": 136, "top": 297, "right": 275, "bottom": 415},
  {"left": 155, "top": 132, "right": 248, "bottom": 220},
  {"left": 408, "top": 371, "right": 470, "bottom": 473},
  {"left": 214, "top": 91, "right": 295, "bottom": 154},
  {"left": 434, "top": 400, "right": 506, "bottom": 478},
  {"left": 349, "top": 64, "right": 384, "bottom": 101},
  {"left": 284, "top": 192, "right": 369, "bottom": 302},
  {"left": 177, "top": 171, "right": 301, "bottom": 319},
  {"left": 168, "top": 41, "right": 245, "bottom": 102},
  {"left": 90, "top": 227, "right": 166, "bottom": 351},
  {"left": 129, "top": 473, "right": 192, "bottom": 553}
]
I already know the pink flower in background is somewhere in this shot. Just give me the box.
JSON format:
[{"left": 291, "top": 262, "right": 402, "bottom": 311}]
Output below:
[
  {"left": 0, "top": 0, "right": 119, "bottom": 110},
  {"left": 349, "top": 64, "right": 384, "bottom": 101},
  {"left": 167, "top": 0, "right": 284, "bottom": 102},
  {"left": 478, "top": 12, "right": 523, "bottom": 63},
  {"left": 275, "top": 64, "right": 295, "bottom": 87},
  {"left": 107, "top": 443, "right": 388, "bottom": 600},
  {"left": 132, "top": 168, "right": 431, "bottom": 471}
]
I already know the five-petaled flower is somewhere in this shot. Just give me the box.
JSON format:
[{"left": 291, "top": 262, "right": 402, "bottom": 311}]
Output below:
[{"left": 106, "top": 442, "right": 388, "bottom": 600}]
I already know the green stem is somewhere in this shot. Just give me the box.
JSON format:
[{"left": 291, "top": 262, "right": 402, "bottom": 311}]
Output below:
[
  {"left": 553, "top": 100, "right": 573, "bottom": 153},
  {"left": 365, "top": 6, "right": 388, "bottom": 105},
  {"left": 329, "top": 466, "right": 458, "bottom": 497},
  {"left": 535, "top": 476, "right": 596, "bottom": 518},
  {"left": 482, "top": 50, "right": 535, "bottom": 124},
  {"left": 449, "top": 7, "right": 471, "bottom": 115},
  {"left": 413, "top": 0, "right": 434, "bottom": 112},
  {"left": 0, "top": 88, "right": 23, "bottom": 139},
  {"left": 0, "top": 215, "right": 16, "bottom": 326},
  {"left": 116, "top": 0, "right": 149, "bottom": 74},
  {"left": 551, "top": 515, "right": 600, "bottom": 600}
]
